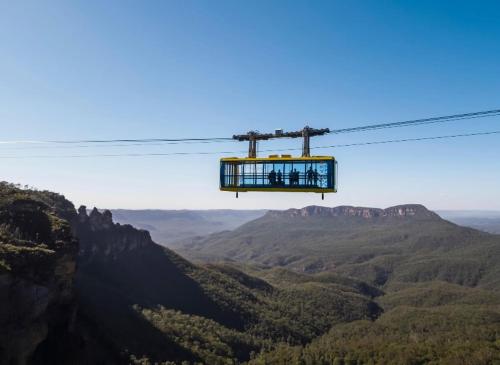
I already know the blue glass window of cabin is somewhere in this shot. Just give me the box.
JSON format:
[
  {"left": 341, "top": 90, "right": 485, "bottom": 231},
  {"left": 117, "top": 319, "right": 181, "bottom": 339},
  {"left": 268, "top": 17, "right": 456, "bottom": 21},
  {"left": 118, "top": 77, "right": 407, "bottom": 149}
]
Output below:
[{"left": 220, "top": 160, "right": 335, "bottom": 190}]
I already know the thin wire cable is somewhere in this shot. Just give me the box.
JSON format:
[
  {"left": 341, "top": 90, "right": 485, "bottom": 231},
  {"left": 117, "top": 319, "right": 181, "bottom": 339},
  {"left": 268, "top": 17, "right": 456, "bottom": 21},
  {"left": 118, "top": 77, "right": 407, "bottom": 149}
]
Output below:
[
  {"left": 0, "top": 108, "right": 499, "bottom": 146},
  {"left": 1, "top": 130, "right": 498, "bottom": 159},
  {"left": 328, "top": 109, "right": 500, "bottom": 135},
  {"left": 0, "top": 137, "right": 233, "bottom": 145},
  {"left": 0, "top": 139, "right": 238, "bottom": 150},
  {"left": 276, "top": 130, "right": 500, "bottom": 151},
  {"left": 46, "top": 137, "right": 234, "bottom": 144}
]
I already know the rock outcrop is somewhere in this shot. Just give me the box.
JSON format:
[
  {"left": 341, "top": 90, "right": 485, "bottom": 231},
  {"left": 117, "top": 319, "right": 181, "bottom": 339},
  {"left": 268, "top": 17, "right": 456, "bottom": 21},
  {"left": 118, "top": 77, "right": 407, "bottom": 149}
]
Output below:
[{"left": 74, "top": 206, "right": 154, "bottom": 263}]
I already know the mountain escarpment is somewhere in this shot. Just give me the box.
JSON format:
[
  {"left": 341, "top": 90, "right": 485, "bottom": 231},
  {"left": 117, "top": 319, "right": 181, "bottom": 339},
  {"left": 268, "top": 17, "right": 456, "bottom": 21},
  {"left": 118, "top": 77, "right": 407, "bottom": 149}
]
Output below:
[{"left": 0, "top": 183, "right": 78, "bottom": 365}]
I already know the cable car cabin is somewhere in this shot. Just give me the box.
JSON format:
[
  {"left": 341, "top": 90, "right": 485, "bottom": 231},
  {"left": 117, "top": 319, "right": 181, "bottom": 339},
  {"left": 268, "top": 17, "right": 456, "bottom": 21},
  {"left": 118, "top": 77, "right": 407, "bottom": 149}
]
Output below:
[{"left": 220, "top": 155, "right": 337, "bottom": 194}]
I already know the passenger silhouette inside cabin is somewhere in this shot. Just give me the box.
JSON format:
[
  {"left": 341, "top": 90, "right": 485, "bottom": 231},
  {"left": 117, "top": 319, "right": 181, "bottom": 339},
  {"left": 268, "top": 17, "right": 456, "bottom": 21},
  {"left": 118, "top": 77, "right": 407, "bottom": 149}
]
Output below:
[
  {"left": 288, "top": 169, "right": 300, "bottom": 186},
  {"left": 307, "top": 166, "right": 314, "bottom": 185},
  {"left": 267, "top": 165, "right": 322, "bottom": 187},
  {"left": 268, "top": 169, "right": 276, "bottom": 185},
  {"left": 277, "top": 169, "right": 282, "bottom": 185}
]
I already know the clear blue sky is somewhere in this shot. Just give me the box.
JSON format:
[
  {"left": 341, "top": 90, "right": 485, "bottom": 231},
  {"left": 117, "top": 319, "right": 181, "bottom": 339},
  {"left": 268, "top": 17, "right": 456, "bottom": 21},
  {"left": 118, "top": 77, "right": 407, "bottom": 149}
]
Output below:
[{"left": 1, "top": 0, "right": 500, "bottom": 210}]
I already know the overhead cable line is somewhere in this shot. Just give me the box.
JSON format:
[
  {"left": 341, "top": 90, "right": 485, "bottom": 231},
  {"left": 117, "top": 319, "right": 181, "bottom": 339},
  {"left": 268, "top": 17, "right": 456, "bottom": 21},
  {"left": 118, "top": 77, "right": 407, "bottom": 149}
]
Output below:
[
  {"left": 268, "top": 130, "right": 500, "bottom": 152},
  {"left": 0, "top": 139, "right": 238, "bottom": 150},
  {"left": 1, "top": 108, "right": 499, "bottom": 146},
  {"left": 1, "top": 130, "right": 499, "bottom": 159},
  {"left": 0, "top": 137, "right": 233, "bottom": 145},
  {"left": 327, "top": 109, "right": 500, "bottom": 135},
  {"left": 46, "top": 137, "right": 234, "bottom": 144}
]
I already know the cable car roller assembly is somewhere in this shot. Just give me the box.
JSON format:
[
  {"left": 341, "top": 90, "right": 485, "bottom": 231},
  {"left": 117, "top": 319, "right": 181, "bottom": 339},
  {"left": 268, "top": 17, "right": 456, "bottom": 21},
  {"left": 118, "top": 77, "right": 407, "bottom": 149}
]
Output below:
[{"left": 220, "top": 126, "right": 337, "bottom": 199}]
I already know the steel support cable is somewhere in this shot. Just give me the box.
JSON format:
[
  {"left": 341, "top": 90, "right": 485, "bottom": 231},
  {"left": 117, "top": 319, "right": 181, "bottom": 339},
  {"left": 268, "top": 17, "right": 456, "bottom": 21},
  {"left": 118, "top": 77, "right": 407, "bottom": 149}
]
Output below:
[
  {"left": 0, "top": 139, "right": 238, "bottom": 150},
  {"left": 0, "top": 108, "right": 499, "bottom": 146},
  {"left": 328, "top": 109, "right": 500, "bottom": 135},
  {"left": 1, "top": 130, "right": 499, "bottom": 159},
  {"left": 0, "top": 137, "right": 233, "bottom": 145}
]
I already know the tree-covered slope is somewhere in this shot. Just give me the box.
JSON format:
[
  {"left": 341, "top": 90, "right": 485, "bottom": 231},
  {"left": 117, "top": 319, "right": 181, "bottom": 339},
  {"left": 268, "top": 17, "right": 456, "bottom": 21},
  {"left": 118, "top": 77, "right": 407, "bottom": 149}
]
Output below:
[
  {"left": 74, "top": 208, "right": 380, "bottom": 364},
  {"left": 249, "top": 280, "right": 500, "bottom": 365}
]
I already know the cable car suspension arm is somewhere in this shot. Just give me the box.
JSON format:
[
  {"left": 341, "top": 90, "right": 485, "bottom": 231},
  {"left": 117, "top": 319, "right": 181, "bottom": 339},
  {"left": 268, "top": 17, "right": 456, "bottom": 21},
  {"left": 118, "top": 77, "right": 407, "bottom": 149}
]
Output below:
[{"left": 233, "top": 126, "right": 330, "bottom": 158}]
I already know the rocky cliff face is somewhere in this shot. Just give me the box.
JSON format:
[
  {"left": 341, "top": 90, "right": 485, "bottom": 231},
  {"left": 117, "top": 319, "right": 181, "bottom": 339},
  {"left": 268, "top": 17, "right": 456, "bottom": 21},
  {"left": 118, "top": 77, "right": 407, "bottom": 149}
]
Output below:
[
  {"left": 268, "top": 204, "right": 439, "bottom": 220},
  {"left": 72, "top": 205, "right": 244, "bottom": 363},
  {"left": 0, "top": 184, "right": 78, "bottom": 365},
  {"left": 0, "top": 186, "right": 150, "bottom": 365},
  {"left": 74, "top": 206, "right": 154, "bottom": 263}
]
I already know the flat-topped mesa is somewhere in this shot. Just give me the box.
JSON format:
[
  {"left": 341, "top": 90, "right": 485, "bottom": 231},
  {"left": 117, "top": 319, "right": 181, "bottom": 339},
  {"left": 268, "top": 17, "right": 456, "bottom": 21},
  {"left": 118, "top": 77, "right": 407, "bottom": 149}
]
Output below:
[{"left": 268, "top": 204, "right": 439, "bottom": 220}]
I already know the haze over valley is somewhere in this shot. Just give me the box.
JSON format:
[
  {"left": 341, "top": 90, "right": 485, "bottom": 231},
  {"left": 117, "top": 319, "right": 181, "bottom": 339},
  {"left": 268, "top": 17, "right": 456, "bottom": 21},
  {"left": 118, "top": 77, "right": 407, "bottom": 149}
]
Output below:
[
  {"left": 110, "top": 209, "right": 266, "bottom": 246},
  {"left": 438, "top": 210, "right": 500, "bottom": 234}
]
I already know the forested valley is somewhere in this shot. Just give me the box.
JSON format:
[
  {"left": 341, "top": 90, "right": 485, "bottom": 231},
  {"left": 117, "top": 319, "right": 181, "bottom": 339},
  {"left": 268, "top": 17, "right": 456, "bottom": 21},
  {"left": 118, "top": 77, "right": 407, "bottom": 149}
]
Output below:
[{"left": 1, "top": 183, "right": 499, "bottom": 364}]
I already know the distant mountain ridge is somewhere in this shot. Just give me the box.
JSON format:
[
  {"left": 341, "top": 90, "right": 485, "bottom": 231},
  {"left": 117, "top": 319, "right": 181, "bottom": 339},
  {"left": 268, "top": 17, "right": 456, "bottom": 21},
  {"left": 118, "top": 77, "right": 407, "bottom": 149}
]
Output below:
[{"left": 269, "top": 204, "right": 439, "bottom": 219}]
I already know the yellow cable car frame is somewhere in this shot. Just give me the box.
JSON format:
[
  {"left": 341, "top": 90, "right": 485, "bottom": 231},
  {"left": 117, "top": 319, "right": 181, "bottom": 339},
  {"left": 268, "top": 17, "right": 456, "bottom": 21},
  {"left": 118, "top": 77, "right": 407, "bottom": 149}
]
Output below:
[{"left": 220, "top": 127, "right": 338, "bottom": 198}]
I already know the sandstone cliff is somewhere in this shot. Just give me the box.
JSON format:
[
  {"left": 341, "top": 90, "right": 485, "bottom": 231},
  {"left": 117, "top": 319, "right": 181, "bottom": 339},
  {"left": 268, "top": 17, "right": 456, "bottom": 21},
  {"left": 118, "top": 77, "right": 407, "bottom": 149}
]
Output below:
[
  {"left": 268, "top": 204, "right": 439, "bottom": 219},
  {"left": 75, "top": 206, "right": 154, "bottom": 263}
]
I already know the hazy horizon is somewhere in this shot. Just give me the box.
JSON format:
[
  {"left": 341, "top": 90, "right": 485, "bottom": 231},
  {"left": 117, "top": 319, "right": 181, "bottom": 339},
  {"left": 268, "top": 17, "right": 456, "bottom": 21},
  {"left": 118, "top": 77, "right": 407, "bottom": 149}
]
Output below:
[{"left": 97, "top": 206, "right": 500, "bottom": 214}]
